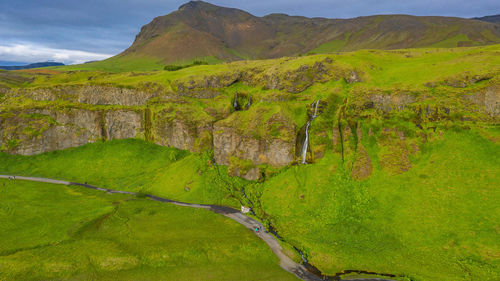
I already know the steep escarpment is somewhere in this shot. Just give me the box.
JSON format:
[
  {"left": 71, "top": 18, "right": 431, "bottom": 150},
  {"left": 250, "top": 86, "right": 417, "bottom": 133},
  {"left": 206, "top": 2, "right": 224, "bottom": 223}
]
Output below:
[
  {"left": 1, "top": 46, "right": 499, "bottom": 181},
  {"left": 0, "top": 108, "right": 144, "bottom": 155},
  {"left": 213, "top": 105, "right": 297, "bottom": 179}
]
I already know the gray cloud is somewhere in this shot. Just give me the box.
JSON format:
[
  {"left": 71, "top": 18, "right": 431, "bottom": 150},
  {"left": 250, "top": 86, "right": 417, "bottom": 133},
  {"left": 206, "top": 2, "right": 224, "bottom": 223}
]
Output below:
[
  {"left": 0, "top": 0, "right": 498, "bottom": 64},
  {"left": 0, "top": 43, "right": 112, "bottom": 64}
]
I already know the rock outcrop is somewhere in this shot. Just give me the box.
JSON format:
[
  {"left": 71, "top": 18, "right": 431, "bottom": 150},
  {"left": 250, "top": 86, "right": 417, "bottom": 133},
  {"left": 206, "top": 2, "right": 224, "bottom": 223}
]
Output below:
[
  {"left": 212, "top": 105, "right": 296, "bottom": 180},
  {"left": 0, "top": 109, "right": 102, "bottom": 155},
  {"left": 104, "top": 110, "right": 144, "bottom": 140},
  {"left": 152, "top": 118, "right": 213, "bottom": 152},
  {"left": 213, "top": 125, "right": 294, "bottom": 167},
  {"left": 0, "top": 108, "right": 143, "bottom": 155},
  {"left": 175, "top": 58, "right": 353, "bottom": 94},
  {"left": 465, "top": 85, "right": 500, "bottom": 118},
  {"left": 9, "top": 85, "right": 159, "bottom": 106}
]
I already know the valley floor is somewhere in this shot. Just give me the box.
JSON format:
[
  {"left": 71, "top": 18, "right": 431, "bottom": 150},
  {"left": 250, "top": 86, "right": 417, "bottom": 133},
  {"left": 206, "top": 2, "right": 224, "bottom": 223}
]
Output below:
[{"left": 0, "top": 178, "right": 297, "bottom": 281}]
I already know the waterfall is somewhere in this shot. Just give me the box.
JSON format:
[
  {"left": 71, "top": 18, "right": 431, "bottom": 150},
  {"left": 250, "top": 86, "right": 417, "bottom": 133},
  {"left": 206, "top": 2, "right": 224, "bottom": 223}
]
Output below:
[
  {"left": 245, "top": 94, "right": 252, "bottom": 110},
  {"left": 312, "top": 99, "right": 320, "bottom": 118},
  {"left": 301, "top": 100, "right": 320, "bottom": 164},
  {"left": 301, "top": 121, "right": 311, "bottom": 164},
  {"left": 233, "top": 93, "right": 240, "bottom": 111}
]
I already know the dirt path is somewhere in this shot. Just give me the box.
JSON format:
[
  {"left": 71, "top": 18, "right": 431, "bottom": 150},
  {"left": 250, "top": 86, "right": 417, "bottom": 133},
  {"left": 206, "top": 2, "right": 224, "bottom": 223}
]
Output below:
[
  {"left": 0, "top": 175, "right": 396, "bottom": 281},
  {"left": 0, "top": 174, "right": 321, "bottom": 280}
]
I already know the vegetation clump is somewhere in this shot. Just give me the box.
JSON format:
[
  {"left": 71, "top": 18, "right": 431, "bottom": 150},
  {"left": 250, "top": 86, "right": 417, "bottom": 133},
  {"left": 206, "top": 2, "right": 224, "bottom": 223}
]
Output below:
[{"left": 163, "top": 60, "right": 209, "bottom": 71}]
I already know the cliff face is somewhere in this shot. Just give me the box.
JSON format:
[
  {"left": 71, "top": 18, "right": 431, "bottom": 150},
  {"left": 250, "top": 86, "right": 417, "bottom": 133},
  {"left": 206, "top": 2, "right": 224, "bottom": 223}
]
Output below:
[
  {"left": 0, "top": 108, "right": 143, "bottom": 155},
  {"left": 11, "top": 85, "right": 158, "bottom": 106},
  {"left": 1, "top": 109, "right": 101, "bottom": 155},
  {"left": 1, "top": 50, "right": 499, "bottom": 181},
  {"left": 0, "top": 84, "right": 300, "bottom": 180},
  {"left": 213, "top": 125, "right": 295, "bottom": 179}
]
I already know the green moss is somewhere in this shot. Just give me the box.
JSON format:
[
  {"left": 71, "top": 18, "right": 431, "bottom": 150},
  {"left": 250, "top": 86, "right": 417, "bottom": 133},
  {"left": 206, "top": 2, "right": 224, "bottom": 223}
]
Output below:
[
  {"left": 216, "top": 103, "right": 297, "bottom": 142},
  {"left": 1, "top": 44, "right": 500, "bottom": 281},
  {"left": 229, "top": 156, "right": 256, "bottom": 176}
]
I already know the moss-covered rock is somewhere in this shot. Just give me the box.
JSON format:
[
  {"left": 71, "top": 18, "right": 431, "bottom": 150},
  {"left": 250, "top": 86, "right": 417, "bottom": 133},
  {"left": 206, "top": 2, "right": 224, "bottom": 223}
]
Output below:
[
  {"left": 378, "top": 128, "right": 412, "bottom": 174},
  {"left": 8, "top": 84, "right": 161, "bottom": 106}
]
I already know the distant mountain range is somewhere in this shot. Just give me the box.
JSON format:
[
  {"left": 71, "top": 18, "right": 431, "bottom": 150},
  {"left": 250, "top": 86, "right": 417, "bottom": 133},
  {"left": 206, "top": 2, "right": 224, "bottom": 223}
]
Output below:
[
  {"left": 0, "top": 61, "right": 28, "bottom": 66},
  {"left": 116, "top": 1, "right": 500, "bottom": 64},
  {"left": 0, "top": 62, "right": 64, "bottom": 70},
  {"left": 474, "top": 14, "right": 500, "bottom": 23}
]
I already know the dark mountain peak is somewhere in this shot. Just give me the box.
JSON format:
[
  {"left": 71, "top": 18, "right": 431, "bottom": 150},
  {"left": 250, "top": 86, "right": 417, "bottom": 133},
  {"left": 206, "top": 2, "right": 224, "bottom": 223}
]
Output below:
[
  {"left": 177, "top": 1, "right": 251, "bottom": 17},
  {"left": 179, "top": 1, "right": 216, "bottom": 11}
]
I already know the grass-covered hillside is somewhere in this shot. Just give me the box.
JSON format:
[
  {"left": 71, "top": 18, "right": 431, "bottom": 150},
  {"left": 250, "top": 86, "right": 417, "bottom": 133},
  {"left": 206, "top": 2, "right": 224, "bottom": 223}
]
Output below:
[
  {"left": 0, "top": 139, "right": 241, "bottom": 206},
  {"left": 0, "top": 44, "right": 499, "bottom": 280}
]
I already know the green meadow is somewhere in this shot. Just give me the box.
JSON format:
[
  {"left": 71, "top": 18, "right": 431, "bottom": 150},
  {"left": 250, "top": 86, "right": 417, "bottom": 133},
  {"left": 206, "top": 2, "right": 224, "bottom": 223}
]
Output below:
[
  {"left": 0, "top": 139, "right": 240, "bottom": 207},
  {"left": 34, "top": 45, "right": 498, "bottom": 86},
  {"left": 0, "top": 179, "right": 296, "bottom": 281}
]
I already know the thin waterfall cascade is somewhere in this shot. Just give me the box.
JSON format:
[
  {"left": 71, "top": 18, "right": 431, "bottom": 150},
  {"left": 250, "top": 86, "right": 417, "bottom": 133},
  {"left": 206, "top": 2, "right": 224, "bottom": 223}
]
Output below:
[
  {"left": 301, "top": 121, "right": 311, "bottom": 164},
  {"left": 233, "top": 93, "right": 240, "bottom": 111},
  {"left": 311, "top": 99, "right": 320, "bottom": 119},
  {"left": 245, "top": 95, "right": 252, "bottom": 110},
  {"left": 301, "top": 99, "right": 321, "bottom": 164}
]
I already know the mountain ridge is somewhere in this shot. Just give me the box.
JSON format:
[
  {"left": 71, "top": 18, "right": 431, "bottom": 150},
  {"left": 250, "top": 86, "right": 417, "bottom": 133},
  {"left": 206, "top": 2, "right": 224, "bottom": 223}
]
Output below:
[
  {"left": 117, "top": 1, "right": 500, "bottom": 64},
  {"left": 0, "top": 62, "right": 64, "bottom": 70},
  {"left": 473, "top": 14, "right": 500, "bottom": 23}
]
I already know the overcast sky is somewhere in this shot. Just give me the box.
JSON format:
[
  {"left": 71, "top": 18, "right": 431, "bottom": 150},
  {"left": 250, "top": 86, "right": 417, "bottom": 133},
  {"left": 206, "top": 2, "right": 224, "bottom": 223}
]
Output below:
[{"left": 0, "top": 0, "right": 499, "bottom": 65}]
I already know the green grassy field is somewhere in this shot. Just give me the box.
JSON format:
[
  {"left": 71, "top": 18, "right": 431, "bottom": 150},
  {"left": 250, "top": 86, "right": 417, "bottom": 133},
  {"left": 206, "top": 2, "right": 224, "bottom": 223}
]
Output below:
[
  {"left": 0, "top": 139, "right": 240, "bottom": 207},
  {"left": 23, "top": 44, "right": 497, "bottom": 83},
  {"left": 0, "top": 179, "right": 297, "bottom": 281}
]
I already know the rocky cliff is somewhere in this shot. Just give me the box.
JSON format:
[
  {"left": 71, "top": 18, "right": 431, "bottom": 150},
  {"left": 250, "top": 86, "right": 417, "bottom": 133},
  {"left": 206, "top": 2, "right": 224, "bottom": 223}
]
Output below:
[{"left": 1, "top": 49, "right": 499, "bottom": 180}]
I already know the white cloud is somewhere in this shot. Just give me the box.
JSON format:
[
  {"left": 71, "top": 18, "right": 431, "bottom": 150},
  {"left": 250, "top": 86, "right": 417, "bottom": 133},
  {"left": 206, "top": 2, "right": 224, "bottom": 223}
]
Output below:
[{"left": 0, "top": 43, "right": 113, "bottom": 65}]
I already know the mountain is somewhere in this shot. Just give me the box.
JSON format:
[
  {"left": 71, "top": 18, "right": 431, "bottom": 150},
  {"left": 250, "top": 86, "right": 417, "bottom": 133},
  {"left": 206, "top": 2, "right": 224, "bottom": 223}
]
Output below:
[
  {"left": 0, "top": 62, "right": 64, "bottom": 70},
  {"left": 0, "top": 60, "right": 28, "bottom": 66},
  {"left": 117, "top": 1, "right": 500, "bottom": 64},
  {"left": 474, "top": 14, "right": 500, "bottom": 23}
]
